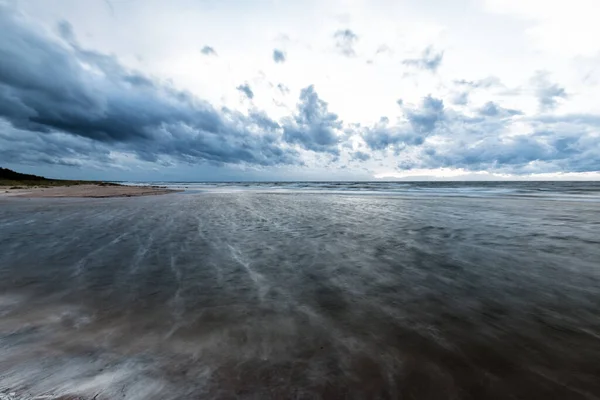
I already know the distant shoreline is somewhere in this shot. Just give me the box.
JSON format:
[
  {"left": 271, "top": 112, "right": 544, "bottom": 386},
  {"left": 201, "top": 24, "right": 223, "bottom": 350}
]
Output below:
[{"left": 0, "top": 184, "right": 181, "bottom": 198}]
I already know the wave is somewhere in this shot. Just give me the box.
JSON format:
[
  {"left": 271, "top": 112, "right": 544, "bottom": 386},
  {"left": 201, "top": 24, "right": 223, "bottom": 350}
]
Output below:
[{"left": 116, "top": 181, "right": 600, "bottom": 201}]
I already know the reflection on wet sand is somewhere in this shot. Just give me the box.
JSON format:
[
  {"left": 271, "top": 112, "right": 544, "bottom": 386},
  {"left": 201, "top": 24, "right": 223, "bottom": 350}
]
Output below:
[{"left": 1, "top": 191, "right": 600, "bottom": 399}]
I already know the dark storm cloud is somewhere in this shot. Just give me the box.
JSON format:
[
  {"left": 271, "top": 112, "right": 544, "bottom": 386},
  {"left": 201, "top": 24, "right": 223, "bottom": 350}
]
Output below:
[
  {"left": 0, "top": 8, "right": 299, "bottom": 167},
  {"left": 56, "top": 20, "right": 75, "bottom": 43},
  {"left": 273, "top": 49, "right": 286, "bottom": 63},
  {"left": 361, "top": 97, "right": 445, "bottom": 151},
  {"left": 362, "top": 118, "right": 418, "bottom": 151},
  {"left": 247, "top": 110, "right": 280, "bottom": 130},
  {"left": 200, "top": 45, "right": 217, "bottom": 56},
  {"left": 3, "top": 5, "right": 600, "bottom": 176},
  {"left": 406, "top": 118, "right": 600, "bottom": 174},
  {"left": 532, "top": 71, "right": 567, "bottom": 112},
  {"left": 406, "top": 95, "right": 445, "bottom": 133},
  {"left": 409, "top": 136, "right": 555, "bottom": 171},
  {"left": 361, "top": 126, "right": 406, "bottom": 151},
  {"left": 362, "top": 127, "right": 403, "bottom": 150},
  {"left": 334, "top": 29, "right": 358, "bottom": 57},
  {"left": 236, "top": 83, "right": 254, "bottom": 99},
  {"left": 354, "top": 92, "right": 599, "bottom": 174},
  {"left": 282, "top": 85, "right": 341, "bottom": 154},
  {"left": 359, "top": 91, "right": 600, "bottom": 175},
  {"left": 403, "top": 46, "right": 444, "bottom": 72},
  {"left": 0, "top": 120, "right": 113, "bottom": 168},
  {"left": 363, "top": 96, "right": 600, "bottom": 174}
]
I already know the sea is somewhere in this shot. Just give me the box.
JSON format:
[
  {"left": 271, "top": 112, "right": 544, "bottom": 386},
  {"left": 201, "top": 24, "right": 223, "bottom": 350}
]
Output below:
[{"left": 1, "top": 181, "right": 600, "bottom": 399}]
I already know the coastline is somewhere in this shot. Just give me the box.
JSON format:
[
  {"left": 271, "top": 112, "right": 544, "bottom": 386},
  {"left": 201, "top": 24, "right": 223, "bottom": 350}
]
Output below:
[{"left": 0, "top": 184, "right": 181, "bottom": 198}]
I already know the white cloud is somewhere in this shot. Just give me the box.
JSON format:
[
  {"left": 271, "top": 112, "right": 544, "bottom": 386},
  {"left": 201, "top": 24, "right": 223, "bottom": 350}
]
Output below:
[{"left": 2, "top": 0, "right": 600, "bottom": 180}]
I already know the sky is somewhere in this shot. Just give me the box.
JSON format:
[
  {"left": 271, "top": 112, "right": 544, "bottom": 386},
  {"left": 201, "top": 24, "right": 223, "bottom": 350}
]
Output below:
[{"left": 1, "top": 0, "right": 599, "bottom": 181}]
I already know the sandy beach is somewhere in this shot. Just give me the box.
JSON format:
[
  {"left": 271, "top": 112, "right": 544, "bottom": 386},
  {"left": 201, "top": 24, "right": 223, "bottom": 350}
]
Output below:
[
  {"left": 0, "top": 184, "right": 180, "bottom": 198},
  {"left": 2, "top": 186, "right": 600, "bottom": 399}
]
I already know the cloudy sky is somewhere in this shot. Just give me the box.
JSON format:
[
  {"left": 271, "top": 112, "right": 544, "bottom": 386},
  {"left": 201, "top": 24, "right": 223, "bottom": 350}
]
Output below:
[{"left": 1, "top": 0, "right": 599, "bottom": 181}]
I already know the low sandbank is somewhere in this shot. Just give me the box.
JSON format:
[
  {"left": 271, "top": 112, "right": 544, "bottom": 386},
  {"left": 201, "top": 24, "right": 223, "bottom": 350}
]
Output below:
[{"left": 1, "top": 184, "right": 180, "bottom": 198}]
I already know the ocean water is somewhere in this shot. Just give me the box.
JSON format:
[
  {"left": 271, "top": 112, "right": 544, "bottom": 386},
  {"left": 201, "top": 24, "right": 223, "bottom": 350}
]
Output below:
[
  {"left": 1, "top": 182, "right": 600, "bottom": 399},
  {"left": 123, "top": 180, "right": 600, "bottom": 200}
]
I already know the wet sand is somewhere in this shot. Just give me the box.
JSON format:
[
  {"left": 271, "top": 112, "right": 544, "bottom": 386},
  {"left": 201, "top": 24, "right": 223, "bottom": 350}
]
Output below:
[
  {"left": 1, "top": 190, "right": 600, "bottom": 399},
  {"left": 0, "top": 184, "right": 180, "bottom": 198}
]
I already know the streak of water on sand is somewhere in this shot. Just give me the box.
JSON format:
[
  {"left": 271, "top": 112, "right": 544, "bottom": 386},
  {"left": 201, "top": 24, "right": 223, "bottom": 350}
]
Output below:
[{"left": 1, "top": 189, "right": 600, "bottom": 399}]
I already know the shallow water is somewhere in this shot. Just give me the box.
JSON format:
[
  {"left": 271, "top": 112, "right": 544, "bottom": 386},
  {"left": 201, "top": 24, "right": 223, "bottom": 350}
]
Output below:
[{"left": 1, "top": 185, "right": 600, "bottom": 399}]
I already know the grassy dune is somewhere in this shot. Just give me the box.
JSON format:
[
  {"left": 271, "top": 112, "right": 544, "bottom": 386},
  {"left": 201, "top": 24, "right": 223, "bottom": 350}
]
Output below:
[{"left": 0, "top": 168, "right": 116, "bottom": 188}]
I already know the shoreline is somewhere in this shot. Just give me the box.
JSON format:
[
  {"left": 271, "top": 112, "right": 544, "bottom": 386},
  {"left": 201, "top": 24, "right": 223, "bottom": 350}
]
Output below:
[{"left": 0, "top": 184, "right": 181, "bottom": 198}]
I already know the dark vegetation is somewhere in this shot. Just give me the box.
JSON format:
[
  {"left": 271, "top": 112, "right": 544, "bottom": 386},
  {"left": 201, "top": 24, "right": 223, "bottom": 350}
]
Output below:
[{"left": 0, "top": 167, "right": 117, "bottom": 187}]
